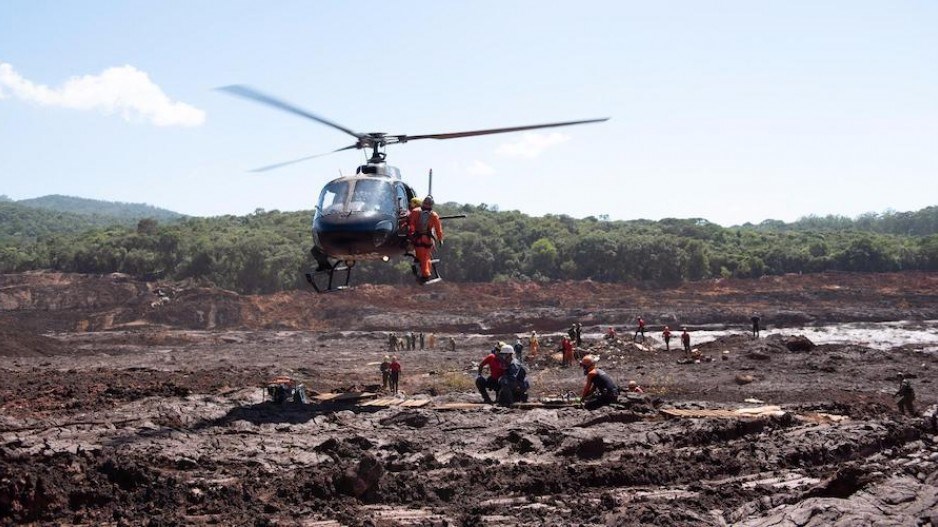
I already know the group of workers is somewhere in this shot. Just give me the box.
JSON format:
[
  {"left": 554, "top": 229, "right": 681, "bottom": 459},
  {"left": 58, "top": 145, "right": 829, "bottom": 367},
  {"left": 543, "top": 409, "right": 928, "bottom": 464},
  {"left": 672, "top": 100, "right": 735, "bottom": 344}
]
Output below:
[
  {"left": 379, "top": 355, "right": 402, "bottom": 394},
  {"left": 376, "top": 317, "right": 924, "bottom": 418}
]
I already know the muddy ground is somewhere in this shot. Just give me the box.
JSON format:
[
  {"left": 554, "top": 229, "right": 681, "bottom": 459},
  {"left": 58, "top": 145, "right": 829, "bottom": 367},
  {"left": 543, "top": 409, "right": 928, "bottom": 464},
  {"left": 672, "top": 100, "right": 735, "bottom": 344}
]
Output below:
[{"left": 1, "top": 272, "right": 937, "bottom": 526}]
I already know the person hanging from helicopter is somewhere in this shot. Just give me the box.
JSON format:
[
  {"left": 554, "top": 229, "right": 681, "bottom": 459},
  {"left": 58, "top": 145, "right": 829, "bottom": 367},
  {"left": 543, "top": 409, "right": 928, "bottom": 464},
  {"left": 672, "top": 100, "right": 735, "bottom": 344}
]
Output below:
[{"left": 408, "top": 195, "right": 444, "bottom": 283}]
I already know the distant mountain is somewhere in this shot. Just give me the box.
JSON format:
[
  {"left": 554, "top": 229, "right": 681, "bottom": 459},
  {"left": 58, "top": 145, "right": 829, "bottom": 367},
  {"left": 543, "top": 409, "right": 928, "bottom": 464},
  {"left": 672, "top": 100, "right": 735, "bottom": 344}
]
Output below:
[{"left": 16, "top": 195, "right": 185, "bottom": 222}]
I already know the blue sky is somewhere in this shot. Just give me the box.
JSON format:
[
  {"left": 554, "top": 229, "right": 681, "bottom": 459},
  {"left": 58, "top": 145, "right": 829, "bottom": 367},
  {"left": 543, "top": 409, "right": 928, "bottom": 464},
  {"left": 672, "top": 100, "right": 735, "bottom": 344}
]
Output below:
[{"left": 1, "top": 1, "right": 936, "bottom": 226}]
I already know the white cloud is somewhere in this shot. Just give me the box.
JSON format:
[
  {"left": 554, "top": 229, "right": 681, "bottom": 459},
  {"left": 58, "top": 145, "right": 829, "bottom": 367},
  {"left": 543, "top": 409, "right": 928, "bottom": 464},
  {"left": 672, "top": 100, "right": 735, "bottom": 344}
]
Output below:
[
  {"left": 466, "top": 160, "right": 496, "bottom": 177},
  {"left": 0, "top": 62, "right": 205, "bottom": 127},
  {"left": 495, "top": 132, "right": 570, "bottom": 159}
]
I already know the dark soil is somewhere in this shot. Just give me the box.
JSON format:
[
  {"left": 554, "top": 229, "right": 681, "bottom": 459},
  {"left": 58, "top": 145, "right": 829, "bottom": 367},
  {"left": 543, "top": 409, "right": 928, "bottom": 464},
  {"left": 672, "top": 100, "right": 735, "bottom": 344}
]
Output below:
[{"left": 1, "top": 271, "right": 937, "bottom": 526}]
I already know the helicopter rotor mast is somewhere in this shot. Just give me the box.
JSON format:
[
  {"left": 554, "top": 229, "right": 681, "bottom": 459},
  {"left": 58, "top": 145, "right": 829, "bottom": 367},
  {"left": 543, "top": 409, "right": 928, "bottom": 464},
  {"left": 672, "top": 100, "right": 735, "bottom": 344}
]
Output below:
[{"left": 219, "top": 85, "right": 609, "bottom": 172}]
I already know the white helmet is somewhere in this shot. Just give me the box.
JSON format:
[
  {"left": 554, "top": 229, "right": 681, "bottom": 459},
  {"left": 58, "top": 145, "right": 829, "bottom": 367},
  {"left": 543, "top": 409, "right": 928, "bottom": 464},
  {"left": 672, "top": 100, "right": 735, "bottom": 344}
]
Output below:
[{"left": 499, "top": 345, "right": 515, "bottom": 356}]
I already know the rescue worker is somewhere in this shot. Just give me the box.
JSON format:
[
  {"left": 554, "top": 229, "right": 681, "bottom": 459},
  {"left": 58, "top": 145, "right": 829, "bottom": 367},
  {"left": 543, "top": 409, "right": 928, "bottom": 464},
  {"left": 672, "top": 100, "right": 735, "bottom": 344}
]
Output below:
[
  {"left": 419, "top": 332, "right": 425, "bottom": 350},
  {"left": 388, "top": 332, "right": 397, "bottom": 352},
  {"left": 449, "top": 336, "right": 456, "bottom": 352},
  {"left": 380, "top": 355, "right": 391, "bottom": 390},
  {"left": 626, "top": 380, "right": 644, "bottom": 394},
  {"left": 389, "top": 356, "right": 401, "bottom": 394},
  {"left": 477, "top": 346, "right": 507, "bottom": 404},
  {"left": 408, "top": 195, "right": 444, "bottom": 283},
  {"left": 567, "top": 324, "right": 577, "bottom": 343},
  {"left": 662, "top": 326, "right": 672, "bottom": 351},
  {"left": 580, "top": 355, "right": 619, "bottom": 410},
  {"left": 681, "top": 327, "right": 691, "bottom": 354},
  {"left": 513, "top": 338, "right": 524, "bottom": 361},
  {"left": 428, "top": 333, "right": 437, "bottom": 349},
  {"left": 605, "top": 327, "right": 617, "bottom": 340},
  {"left": 529, "top": 331, "right": 540, "bottom": 358},
  {"left": 560, "top": 335, "right": 574, "bottom": 367},
  {"left": 574, "top": 322, "right": 582, "bottom": 347},
  {"left": 751, "top": 315, "right": 761, "bottom": 338},
  {"left": 409, "top": 196, "right": 422, "bottom": 211},
  {"left": 497, "top": 344, "right": 529, "bottom": 407},
  {"left": 634, "top": 316, "right": 646, "bottom": 343},
  {"left": 895, "top": 373, "right": 916, "bottom": 415}
]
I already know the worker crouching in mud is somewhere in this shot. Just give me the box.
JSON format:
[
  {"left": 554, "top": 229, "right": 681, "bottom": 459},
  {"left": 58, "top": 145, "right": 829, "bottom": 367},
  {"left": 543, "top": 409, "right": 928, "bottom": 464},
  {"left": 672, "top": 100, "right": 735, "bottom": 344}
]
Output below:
[
  {"left": 477, "top": 344, "right": 529, "bottom": 406},
  {"left": 580, "top": 355, "right": 619, "bottom": 410},
  {"left": 477, "top": 343, "right": 507, "bottom": 404},
  {"left": 496, "top": 345, "right": 529, "bottom": 407}
]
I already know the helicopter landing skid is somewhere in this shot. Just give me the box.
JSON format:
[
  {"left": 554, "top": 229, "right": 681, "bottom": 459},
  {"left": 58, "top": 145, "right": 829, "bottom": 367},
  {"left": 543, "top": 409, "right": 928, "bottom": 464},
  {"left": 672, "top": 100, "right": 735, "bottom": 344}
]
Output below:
[
  {"left": 305, "top": 261, "right": 352, "bottom": 293},
  {"left": 410, "top": 258, "right": 443, "bottom": 285}
]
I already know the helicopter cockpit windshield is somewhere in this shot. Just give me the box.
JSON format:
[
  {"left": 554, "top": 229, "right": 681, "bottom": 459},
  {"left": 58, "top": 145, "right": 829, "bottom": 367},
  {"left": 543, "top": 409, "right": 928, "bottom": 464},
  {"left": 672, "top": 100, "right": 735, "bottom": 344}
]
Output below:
[{"left": 318, "top": 179, "right": 396, "bottom": 216}]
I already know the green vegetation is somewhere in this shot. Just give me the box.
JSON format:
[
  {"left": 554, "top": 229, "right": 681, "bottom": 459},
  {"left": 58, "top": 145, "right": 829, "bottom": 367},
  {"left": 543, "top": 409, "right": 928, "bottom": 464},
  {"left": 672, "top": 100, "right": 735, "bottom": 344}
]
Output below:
[
  {"left": 1, "top": 199, "right": 937, "bottom": 293},
  {"left": 16, "top": 194, "right": 185, "bottom": 223}
]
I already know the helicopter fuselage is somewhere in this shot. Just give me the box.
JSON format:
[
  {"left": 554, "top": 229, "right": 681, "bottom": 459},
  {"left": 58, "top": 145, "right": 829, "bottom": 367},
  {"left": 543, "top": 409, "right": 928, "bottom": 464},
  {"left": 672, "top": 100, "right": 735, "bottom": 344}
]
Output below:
[{"left": 312, "top": 163, "right": 417, "bottom": 261}]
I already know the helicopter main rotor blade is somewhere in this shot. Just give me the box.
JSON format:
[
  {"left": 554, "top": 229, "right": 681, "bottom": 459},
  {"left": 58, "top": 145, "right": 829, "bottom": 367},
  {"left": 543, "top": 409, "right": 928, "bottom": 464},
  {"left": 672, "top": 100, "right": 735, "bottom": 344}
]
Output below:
[
  {"left": 218, "top": 85, "right": 366, "bottom": 140},
  {"left": 250, "top": 144, "right": 359, "bottom": 173},
  {"left": 399, "top": 118, "right": 609, "bottom": 142}
]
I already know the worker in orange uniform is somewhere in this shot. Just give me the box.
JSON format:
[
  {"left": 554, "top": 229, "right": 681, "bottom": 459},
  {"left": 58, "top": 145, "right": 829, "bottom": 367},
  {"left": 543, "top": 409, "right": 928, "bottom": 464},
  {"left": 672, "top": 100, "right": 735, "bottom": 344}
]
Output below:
[
  {"left": 580, "top": 355, "right": 619, "bottom": 410},
  {"left": 528, "top": 331, "right": 539, "bottom": 358},
  {"left": 408, "top": 195, "right": 444, "bottom": 283},
  {"left": 662, "top": 326, "right": 672, "bottom": 351},
  {"left": 560, "top": 335, "right": 574, "bottom": 367}
]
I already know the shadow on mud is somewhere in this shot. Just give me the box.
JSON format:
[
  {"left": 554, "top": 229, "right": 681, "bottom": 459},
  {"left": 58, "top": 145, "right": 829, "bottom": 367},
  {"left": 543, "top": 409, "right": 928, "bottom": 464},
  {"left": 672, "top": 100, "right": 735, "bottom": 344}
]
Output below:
[{"left": 194, "top": 400, "right": 391, "bottom": 429}]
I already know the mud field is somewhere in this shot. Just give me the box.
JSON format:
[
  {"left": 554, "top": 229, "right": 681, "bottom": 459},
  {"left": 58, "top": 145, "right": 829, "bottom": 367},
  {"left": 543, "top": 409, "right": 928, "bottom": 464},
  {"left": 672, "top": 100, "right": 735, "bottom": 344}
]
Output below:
[{"left": 2, "top": 272, "right": 938, "bottom": 526}]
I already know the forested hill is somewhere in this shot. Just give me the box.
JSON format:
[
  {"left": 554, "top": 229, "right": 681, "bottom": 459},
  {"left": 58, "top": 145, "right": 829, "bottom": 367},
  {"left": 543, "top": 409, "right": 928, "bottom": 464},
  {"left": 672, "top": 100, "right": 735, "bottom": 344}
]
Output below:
[
  {"left": 1, "top": 201, "right": 937, "bottom": 294},
  {"left": 14, "top": 195, "right": 185, "bottom": 223}
]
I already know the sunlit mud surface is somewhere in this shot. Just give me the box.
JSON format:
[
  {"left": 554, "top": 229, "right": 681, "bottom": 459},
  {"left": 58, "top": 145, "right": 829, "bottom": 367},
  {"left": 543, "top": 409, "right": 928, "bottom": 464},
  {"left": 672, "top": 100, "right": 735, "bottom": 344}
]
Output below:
[{"left": 2, "top": 272, "right": 938, "bottom": 525}]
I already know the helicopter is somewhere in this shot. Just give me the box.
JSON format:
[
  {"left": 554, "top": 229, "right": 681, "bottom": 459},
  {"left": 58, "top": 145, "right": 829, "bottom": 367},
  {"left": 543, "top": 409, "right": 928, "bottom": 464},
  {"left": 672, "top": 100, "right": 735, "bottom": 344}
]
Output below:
[{"left": 220, "top": 85, "right": 608, "bottom": 292}]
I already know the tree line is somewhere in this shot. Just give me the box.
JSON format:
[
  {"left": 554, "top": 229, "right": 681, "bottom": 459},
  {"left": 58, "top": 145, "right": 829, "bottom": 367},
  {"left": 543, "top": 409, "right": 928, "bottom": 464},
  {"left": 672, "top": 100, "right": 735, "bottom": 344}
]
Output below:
[{"left": 2, "top": 202, "right": 937, "bottom": 293}]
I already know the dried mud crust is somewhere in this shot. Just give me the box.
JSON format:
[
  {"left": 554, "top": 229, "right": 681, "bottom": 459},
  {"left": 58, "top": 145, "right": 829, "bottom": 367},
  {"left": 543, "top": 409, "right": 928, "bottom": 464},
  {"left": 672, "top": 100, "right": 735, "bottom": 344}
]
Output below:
[
  {"left": 1, "top": 328, "right": 937, "bottom": 526},
  {"left": 2, "top": 271, "right": 938, "bottom": 525}
]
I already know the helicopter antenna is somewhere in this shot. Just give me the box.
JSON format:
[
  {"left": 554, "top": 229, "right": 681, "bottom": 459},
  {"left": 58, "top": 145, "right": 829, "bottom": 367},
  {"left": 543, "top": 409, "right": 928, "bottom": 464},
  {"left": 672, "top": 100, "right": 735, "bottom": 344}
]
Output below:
[{"left": 428, "top": 169, "right": 433, "bottom": 197}]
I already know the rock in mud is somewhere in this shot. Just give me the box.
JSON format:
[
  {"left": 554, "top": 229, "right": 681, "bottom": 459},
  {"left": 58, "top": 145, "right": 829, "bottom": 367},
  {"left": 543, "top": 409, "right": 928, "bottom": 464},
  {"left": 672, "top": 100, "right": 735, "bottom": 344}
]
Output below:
[
  {"left": 560, "top": 436, "right": 605, "bottom": 459},
  {"left": 378, "top": 410, "right": 430, "bottom": 429},
  {"left": 334, "top": 454, "right": 384, "bottom": 498}
]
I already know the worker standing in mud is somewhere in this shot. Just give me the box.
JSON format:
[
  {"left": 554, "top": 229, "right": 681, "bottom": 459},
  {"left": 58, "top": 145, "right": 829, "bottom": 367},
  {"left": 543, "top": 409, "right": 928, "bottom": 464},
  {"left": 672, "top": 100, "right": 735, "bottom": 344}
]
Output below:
[
  {"left": 419, "top": 332, "right": 425, "bottom": 350},
  {"left": 529, "top": 331, "right": 539, "bottom": 358},
  {"left": 681, "top": 327, "right": 691, "bottom": 355},
  {"left": 388, "top": 333, "right": 397, "bottom": 352},
  {"left": 448, "top": 336, "right": 456, "bottom": 352},
  {"left": 662, "top": 326, "right": 672, "bottom": 351},
  {"left": 895, "top": 373, "right": 916, "bottom": 415},
  {"left": 574, "top": 322, "right": 582, "bottom": 347},
  {"left": 380, "top": 355, "right": 391, "bottom": 390},
  {"left": 389, "top": 356, "right": 401, "bottom": 394},
  {"left": 634, "top": 316, "right": 646, "bottom": 343},
  {"left": 428, "top": 333, "right": 437, "bottom": 349},
  {"left": 751, "top": 315, "right": 761, "bottom": 338},
  {"left": 560, "top": 335, "right": 574, "bottom": 367},
  {"left": 476, "top": 346, "right": 507, "bottom": 404},
  {"left": 513, "top": 338, "right": 524, "bottom": 361},
  {"left": 580, "top": 355, "right": 619, "bottom": 410}
]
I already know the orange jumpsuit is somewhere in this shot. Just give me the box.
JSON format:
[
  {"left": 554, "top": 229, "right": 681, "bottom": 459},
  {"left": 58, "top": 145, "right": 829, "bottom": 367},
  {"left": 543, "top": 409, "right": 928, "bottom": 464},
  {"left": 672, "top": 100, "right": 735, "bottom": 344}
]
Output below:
[{"left": 408, "top": 208, "right": 443, "bottom": 280}]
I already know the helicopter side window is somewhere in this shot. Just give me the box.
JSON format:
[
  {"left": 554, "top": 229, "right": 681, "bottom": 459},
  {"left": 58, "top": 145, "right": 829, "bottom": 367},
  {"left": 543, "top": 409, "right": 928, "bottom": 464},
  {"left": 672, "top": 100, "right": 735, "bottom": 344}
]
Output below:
[
  {"left": 395, "top": 185, "right": 407, "bottom": 212},
  {"left": 349, "top": 179, "right": 395, "bottom": 214}
]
